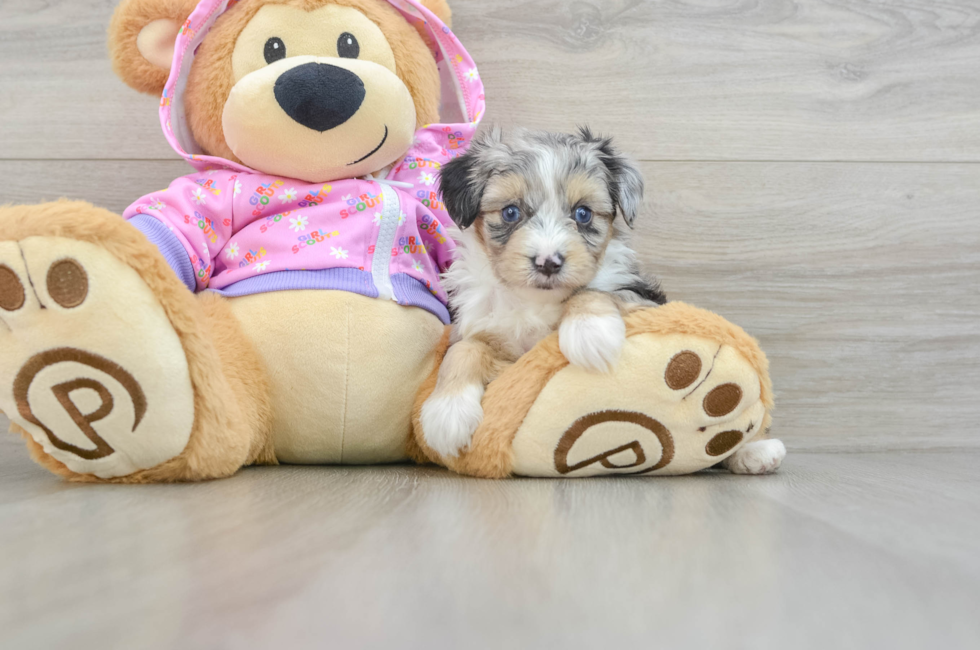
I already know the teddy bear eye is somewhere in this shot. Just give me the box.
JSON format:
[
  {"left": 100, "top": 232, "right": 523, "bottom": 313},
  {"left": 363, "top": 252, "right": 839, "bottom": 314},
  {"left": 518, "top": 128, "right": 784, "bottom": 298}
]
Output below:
[
  {"left": 264, "top": 37, "right": 286, "bottom": 64},
  {"left": 337, "top": 32, "right": 359, "bottom": 59}
]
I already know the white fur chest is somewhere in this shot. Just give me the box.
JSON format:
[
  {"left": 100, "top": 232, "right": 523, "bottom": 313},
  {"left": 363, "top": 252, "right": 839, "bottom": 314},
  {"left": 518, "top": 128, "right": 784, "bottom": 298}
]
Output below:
[
  {"left": 460, "top": 287, "right": 563, "bottom": 356},
  {"left": 444, "top": 236, "right": 566, "bottom": 357}
]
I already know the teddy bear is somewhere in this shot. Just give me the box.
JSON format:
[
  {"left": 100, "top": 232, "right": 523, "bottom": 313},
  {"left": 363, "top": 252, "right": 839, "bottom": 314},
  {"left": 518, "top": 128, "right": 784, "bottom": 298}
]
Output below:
[{"left": 0, "top": 0, "right": 785, "bottom": 482}]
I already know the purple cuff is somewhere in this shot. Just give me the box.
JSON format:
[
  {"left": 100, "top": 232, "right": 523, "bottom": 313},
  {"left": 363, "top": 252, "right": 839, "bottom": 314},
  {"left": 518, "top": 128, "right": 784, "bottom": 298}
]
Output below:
[
  {"left": 127, "top": 215, "right": 450, "bottom": 323},
  {"left": 128, "top": 214, "right": 196, "bottom": 292},
  {"left": 391, "top": 274, "right": 451, "bottom": 324},
  {"left": 208, "top": 270, "right": 450, "bottom": 324},
  {"left": 213, "top": 268, "right": 378, "bottom": 299}
]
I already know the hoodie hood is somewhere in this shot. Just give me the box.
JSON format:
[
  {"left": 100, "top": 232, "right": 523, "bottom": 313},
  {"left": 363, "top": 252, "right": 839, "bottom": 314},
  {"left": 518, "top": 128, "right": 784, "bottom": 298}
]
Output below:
[{"left": 160, "top": 0, "right": 485, "bottom": 177}]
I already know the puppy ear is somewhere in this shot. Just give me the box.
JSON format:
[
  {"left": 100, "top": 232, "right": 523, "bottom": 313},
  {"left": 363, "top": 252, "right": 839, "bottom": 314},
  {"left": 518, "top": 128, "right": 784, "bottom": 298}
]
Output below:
[
  {"left": 108, "top": 0, "right": 198, "bottom": 96},
  {"left": 438, "top": 128, "right": 503, "bottom": 230},
  {"left": 579, "top": 127, "right": 645, "bottom": 228},
  {"left": 438, "top": 153, "right": 483, "bottom": 230}
]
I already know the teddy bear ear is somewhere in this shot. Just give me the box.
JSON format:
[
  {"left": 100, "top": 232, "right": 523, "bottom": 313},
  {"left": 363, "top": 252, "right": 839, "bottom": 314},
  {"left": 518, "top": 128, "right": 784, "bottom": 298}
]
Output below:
[
  {"left": 416, "top": 0, "right": 452, "bottom": 28},
  {"left": 107, "top": 0, "right": 198, "bottom": 95}
]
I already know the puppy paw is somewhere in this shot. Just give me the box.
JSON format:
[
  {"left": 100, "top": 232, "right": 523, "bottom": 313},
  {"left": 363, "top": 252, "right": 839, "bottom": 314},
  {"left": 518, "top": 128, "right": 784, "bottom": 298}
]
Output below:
[
  {"left": 420, "top": 384, "right": 485, "bottom": 458},
  {"left": 723, "top": 439, "right": 786, "bottom": 475},
  {"left": 559, "top": 313, "right": 626, "bottom": 373}
]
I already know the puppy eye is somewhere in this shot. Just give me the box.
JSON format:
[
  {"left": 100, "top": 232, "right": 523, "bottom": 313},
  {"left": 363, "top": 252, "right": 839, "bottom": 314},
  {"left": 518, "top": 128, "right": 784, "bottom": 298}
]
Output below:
[
  {"left": 338, "top": 32, "right": 360, "bottom": 59},
  {"left": 501, "top": 205, "right": 521, "bottom": 223},
  {"left": 264, "top": 37, "right": 286, "bottom": 64},
  {"left": 574, "top": 206, "right": 593, "bottom": 225}
]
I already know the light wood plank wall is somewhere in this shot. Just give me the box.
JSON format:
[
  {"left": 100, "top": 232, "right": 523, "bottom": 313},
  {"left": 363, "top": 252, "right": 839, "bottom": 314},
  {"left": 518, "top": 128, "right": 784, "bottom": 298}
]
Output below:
[{"left": 1, "top": 0, "right": 978, "bottom": 451}]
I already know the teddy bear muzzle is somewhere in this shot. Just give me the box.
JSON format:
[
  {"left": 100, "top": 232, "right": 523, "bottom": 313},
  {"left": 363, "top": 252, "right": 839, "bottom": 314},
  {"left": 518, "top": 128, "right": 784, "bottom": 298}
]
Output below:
[{"left": 222, "top": 54, "right": 417, "bottom": 183}]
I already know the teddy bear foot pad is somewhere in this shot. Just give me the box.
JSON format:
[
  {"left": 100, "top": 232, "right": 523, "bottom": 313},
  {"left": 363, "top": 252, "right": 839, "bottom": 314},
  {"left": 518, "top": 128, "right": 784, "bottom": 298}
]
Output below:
[
  {"left": 417, "top": 303, "right": 780, "bottom": 479},
  {"left": 511, "top": 332, "right": 767, "bottom": 477},
  {"left": 0, "top": 237, "right": 195, "bottom": 479}
]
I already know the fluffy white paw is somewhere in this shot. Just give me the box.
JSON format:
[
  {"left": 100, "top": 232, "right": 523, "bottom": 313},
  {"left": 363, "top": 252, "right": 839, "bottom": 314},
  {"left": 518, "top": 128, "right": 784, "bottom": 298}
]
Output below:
[
  {"left": 559, "top": 313, "right": 626, "bottom": 373},
  {"left": 420, "top": 384, "right": 485, "bottom": 458},
  {"left": 724, "top": 439, "right": 786, "bottom": 475}
]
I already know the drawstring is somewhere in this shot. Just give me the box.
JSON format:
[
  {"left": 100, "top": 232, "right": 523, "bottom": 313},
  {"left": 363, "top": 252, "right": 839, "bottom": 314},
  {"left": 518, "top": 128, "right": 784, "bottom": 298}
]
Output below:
[
  {"left": 372, "top": 178, "right": 415, "bottom": 190},
  {"left": 363, "top": 170, "right": 414, "bottom": 190}
]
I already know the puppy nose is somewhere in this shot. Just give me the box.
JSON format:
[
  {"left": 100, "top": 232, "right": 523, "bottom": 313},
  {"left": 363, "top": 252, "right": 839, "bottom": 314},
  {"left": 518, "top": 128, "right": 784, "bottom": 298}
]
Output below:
[
  {"left": 274, "top": 62, "right": 365, "bottom": 132},
  {"left": 533, "top": 253, "right": 565, "bottom": 277}
]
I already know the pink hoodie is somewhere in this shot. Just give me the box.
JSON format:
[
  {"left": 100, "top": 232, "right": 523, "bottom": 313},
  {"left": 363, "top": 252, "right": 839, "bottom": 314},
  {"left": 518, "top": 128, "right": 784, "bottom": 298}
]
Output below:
[{"left": 125, "top": 0, "right": 485, "bottom": 323}]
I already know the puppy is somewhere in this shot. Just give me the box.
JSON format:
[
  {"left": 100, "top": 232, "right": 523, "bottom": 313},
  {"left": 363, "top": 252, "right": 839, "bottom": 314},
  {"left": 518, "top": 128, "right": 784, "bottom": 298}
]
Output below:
[{"left": 421, "top": 128, "right": 666, "bottom": 458}]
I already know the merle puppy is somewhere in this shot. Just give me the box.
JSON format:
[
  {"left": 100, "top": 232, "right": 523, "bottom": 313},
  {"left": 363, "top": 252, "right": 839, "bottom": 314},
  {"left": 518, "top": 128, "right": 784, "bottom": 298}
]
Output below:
[{"left": 420, "top": 128, "right": 666, "bottom": 458}]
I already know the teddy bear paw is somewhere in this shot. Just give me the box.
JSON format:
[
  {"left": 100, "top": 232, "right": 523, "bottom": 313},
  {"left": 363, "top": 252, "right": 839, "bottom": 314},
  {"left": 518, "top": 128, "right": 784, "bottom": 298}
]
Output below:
[
  {"left": 0, "top": 236, "right": 195, "bottom": 479},
  {"left": 510, "top": 329, "right": 774, "bottom": 477}
]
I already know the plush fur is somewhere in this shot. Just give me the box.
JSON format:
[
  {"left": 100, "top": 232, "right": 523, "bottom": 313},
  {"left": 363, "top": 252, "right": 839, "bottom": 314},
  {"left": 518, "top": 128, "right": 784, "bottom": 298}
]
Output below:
[
  {"left": 4, "top": 0, "right": 456, "bottom": 482},
  {"left": 108, "top": 0, "right": 199, "bottom": 95},
  {"left": 624, "top": 304, "right": 775, "bottom": 437},
  {"left": 0, "top": 200, "right": 274, "bottom": 483},
  {"left": 227, "top": 289, "right": 445, "bottom": 465},
  {"left": 109, "top": 0, "right": 450, "bottom": 174},
  {"left": 412, "top": 301, "right": 776, "bottom": 478}
]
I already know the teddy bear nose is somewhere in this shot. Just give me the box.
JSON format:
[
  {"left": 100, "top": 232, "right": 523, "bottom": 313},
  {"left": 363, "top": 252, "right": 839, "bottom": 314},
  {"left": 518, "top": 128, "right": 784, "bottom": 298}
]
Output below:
[{"left": 274, "top": 62, "right": 366, "bottom": 132}]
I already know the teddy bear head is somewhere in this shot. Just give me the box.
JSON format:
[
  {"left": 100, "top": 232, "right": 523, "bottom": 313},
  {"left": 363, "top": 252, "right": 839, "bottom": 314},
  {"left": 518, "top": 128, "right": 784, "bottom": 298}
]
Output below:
[{"left": 108, "top": 0, "right": 452, "bottom": 183}]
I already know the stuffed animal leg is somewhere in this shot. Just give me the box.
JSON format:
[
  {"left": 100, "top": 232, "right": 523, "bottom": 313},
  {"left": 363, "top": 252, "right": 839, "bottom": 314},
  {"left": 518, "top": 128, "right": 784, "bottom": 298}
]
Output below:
[
  {"left": 411, "top": 302, "right": 784, "bottom": 477},
  {"left": 0, "top": 201, "right": 275, "bottom": 483}
]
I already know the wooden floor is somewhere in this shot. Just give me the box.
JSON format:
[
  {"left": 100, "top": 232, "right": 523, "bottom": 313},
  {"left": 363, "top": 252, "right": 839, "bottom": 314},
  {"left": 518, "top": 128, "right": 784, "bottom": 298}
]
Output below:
[
  {"left": 2, "top": 0, "right": 979, "bottom": 647},
  {"left": 1, "top": 430, "right": 979, "bottom": 649}
]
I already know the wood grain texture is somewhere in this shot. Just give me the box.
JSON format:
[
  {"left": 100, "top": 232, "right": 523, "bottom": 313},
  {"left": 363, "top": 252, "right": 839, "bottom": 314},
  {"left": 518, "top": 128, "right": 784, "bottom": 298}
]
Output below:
[
  {"left": 1, "top": 431, "right": 978, "bottom": 650},
  {"left": 0, "top": 0, "right": 175, "bottom": 161},
  {"left": 2, "top": 0, "right": 980, "bottom": 160},
  {"left": 3, "top": 2, "right": 979, "bottom": 647},
  {"left": 2, "top": 159, "right": 976, "bottom": 451},
  {"left": 636, "top": 161, "right": 980, "bottom": 451}
]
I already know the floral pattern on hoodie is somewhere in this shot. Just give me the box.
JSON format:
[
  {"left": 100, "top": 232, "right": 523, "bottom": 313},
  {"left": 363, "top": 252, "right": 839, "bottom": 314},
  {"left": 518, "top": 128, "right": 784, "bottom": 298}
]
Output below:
[{"left": 126, "top": 0, "right": 485, "bottom": 324}]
